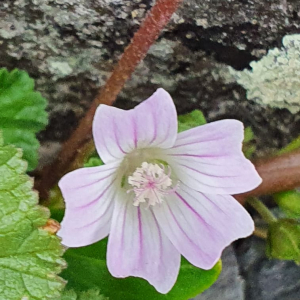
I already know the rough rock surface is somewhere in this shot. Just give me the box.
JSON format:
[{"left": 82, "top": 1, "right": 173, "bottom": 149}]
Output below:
[
  {"left": 0, "top": 0, "right": 300, "bottom": 158},
  {"left": 193, "top": 246, "right": 244, "bottom": 300},
  {"left": 1, "top": 1, "right": 300, "bottom": 298},
  {"left": 236, "top": 236, "right": 300, "bottom": 300}
]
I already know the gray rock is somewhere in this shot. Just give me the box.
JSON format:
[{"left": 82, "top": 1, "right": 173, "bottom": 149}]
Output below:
[
  {"left": 192, "top": 246, "right": 245, "bottom": 300},
  {"left": 1, "top": 2, "right": 300, "bottom": 299},
  {"left": 0, "top": 0, "right": 299, "bottom": 160},
  {"left": 37, "top": 141, "right": 61, "bottom": 169},
  {"left": 236, "top": 236, "right": 300, "bottom": 300}
]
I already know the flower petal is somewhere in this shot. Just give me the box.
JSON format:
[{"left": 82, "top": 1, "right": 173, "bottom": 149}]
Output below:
[
  {"left": 93, "top": 88, "right": 178, "bottom": 164},
  {"left": 153, "top": 184, "right": 254, "bottom": 269},
  {"left": 58, "top": 162, "right": 120, "bottom": 247},
  {"left": 107, "top": 192, "right": 181, "bottom": 294},
  {"left": 165, "top": 120, "right": 262, "bottom": 194}
]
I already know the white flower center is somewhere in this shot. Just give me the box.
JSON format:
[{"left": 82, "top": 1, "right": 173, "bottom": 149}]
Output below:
[{"left": 127, "top": 162, "right": 177, "bottom": 207}]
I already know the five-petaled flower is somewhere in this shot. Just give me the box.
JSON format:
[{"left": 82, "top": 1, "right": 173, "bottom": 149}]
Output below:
[{"left": 58, "top": 88, "right": 262, "bottom": 293}]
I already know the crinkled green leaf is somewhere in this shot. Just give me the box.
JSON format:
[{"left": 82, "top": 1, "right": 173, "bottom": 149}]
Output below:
[
  {"left": 0, "top": 68, "right": 48, "bottom": 170},
  {"left": 178, "top": 110, "right": 206, "bottom": 133},
  {"left": 274, "top": 190, "right": 300, "bottom": 219},
  {"left": 266, "top": 219, "right": 300, "bottom": 263},
  {"left": 54, "top": 289, "right": 108, "bottom": 300},
  {"left": 61, "top": 238, "right": 221, "bottom": 300},
  {"left": 0, "top": 137, "right": 65, "bottom": 300}
]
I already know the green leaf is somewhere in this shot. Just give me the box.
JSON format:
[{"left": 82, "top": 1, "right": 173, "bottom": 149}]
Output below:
[
  {"left": 242, "top": 127, "right": 256, "bottom": 159},
  {"left": 61, "top": 238, "right": 221, "bottom": 300},
  {"left": 0, "top": 137, "right": 66, "bottom": 299},
  {"left": 0, "top": 68, "right": 48, "bottom": 170},
  {"left": 266, "top": 219, "right": 300, "bottom": 263},
  {"left": 84, "top": 156, "right": 104, "bottom": 167},
  {"left": 178, "top": 110, "right": 206, "bottom": 133},
  {"left": 277, "top": 135, "right": 300, "bottom": 155},
  {"left": 54, "top": 289, "right": 108, "bottom": 300},
  {"left": 274, "top": 190, "right": 300, "bottom": 218},
  {"left": 243, "top": 127, "right": 254, "bottom": 143}
]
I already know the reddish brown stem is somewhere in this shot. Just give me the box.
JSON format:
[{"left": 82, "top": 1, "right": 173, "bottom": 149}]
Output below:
[
  {"left": 235, "top": 150, "right": 300, "bottom": 205},
  {"left": 35, "top": 0, "right": 184, "bottom": 199}
]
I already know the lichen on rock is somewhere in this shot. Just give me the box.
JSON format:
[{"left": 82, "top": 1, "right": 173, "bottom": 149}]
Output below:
[
  {"left": 1, "top": 0, "right": 300, "bottom": 154},
  {"left": 230, "top": 34, "right": 300, "bottom": 113}
]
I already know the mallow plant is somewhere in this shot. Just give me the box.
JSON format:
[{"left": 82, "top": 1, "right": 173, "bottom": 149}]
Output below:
[
  {"left": 58, "top": 88, "right": 261, "bottom": 293},
  {"left": 1, "top": 0, "right": 300, "bottom": 299}
]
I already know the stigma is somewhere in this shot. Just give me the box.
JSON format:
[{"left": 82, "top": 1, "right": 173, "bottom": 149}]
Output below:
[{"left": 127, "top": 162, "right": 177, "bottom": 207}]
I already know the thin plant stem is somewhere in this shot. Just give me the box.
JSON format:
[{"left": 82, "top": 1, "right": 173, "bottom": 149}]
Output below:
[
  {"left": 235, "top": 149, "right": 300, "bottom": 204},
  {"left": 253, "top": 227, "right": 268, "bottom": 239},
  {"left": 248, "top": 197, "right": 277, "bottom": 224}
]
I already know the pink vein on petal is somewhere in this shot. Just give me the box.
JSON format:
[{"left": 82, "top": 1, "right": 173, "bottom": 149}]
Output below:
[
  {"left": 150, "top": 209, "right": 163, "bottom": 261},
  {"left": 74, "top": 196, "right": 114, "bottom": 230},
  {"left": 112, "top": 118, "right": 127, "bottom": 154},
  {"left": 137, "top": 206, "right": 143, "bottom": 266},
  {"left": 76, "top": 178, "right": 116, "bottom": 209},
  {"left": 149, "top": 106, "right": 158, "bottom": 145}
]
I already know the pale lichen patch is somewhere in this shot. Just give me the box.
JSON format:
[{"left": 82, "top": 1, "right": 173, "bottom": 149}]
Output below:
[{"left": 229, "top": 34, "right": 300, "bottom": 113}]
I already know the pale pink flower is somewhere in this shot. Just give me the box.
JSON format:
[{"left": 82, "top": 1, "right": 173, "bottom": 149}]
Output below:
[{"left": 58, "top": 89, "right": 262, "bottom": 293}]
